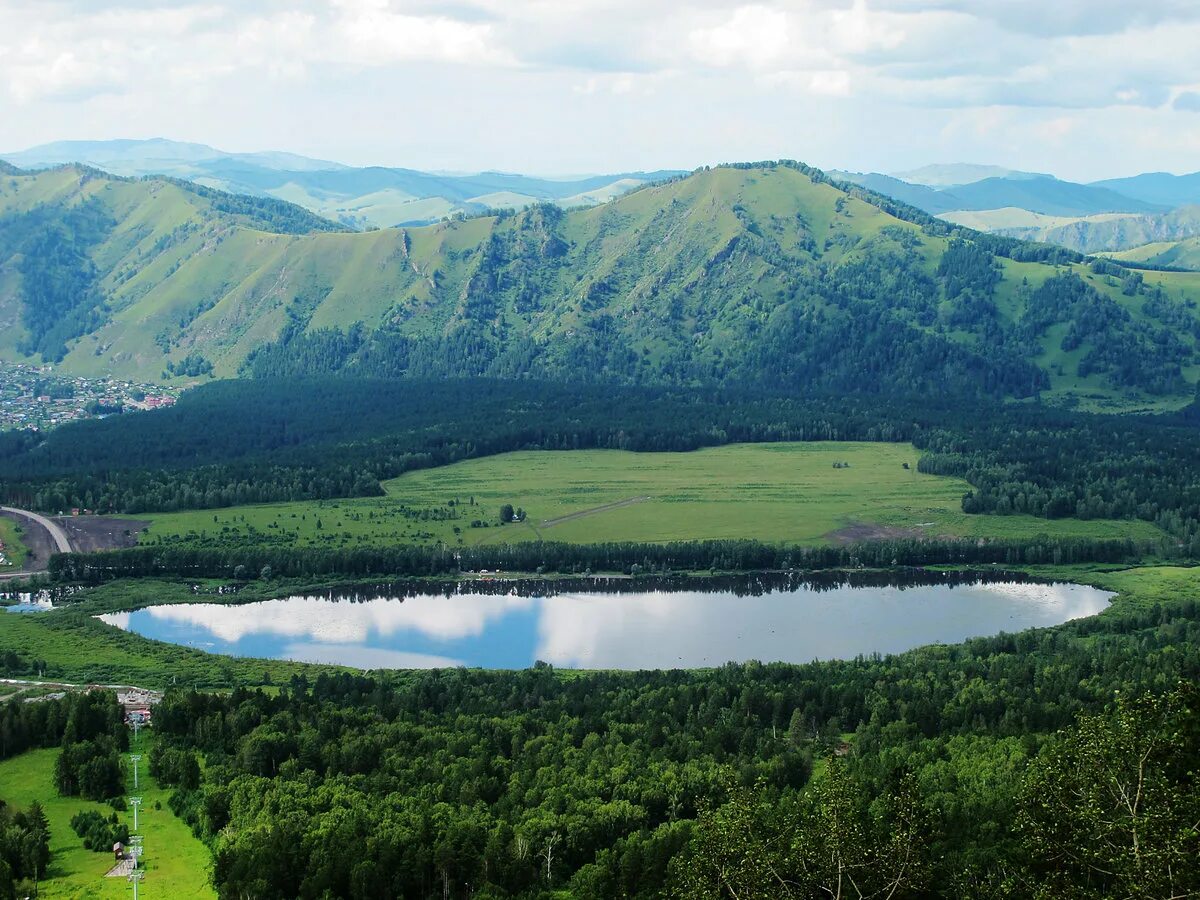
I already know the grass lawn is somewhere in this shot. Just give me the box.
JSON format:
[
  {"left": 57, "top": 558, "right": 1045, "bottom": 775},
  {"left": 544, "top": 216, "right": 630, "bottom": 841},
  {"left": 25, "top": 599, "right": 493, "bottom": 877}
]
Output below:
[
  {"left": 0, "top": 736, "right": 214, "bottom": 899},
  {"left": 0, "top": 516, "right": 27, "bottom": 569},
  {"left": 143, "top": 442, "right": 1167, "bottom": 551}
]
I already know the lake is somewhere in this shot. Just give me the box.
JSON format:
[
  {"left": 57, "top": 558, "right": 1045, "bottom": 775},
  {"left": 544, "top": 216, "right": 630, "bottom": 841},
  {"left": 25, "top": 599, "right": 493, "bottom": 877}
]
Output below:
[{"left": 96, "top": 573, "right": 1114, "bottom": 669}]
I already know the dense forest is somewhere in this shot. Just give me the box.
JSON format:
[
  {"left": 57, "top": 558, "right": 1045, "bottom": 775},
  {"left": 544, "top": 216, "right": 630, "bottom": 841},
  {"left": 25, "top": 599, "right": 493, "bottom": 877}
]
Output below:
[
  {"left": 132, "top": 585, "right": 1200, "bottom": 899},
  {"left": 0, "top": 690, "right": 127, "bottom": 765},
  {"left": 0, "top": 199, "right": 113, "bottom": 361},
  {"left": 0, "top": 799, "right": 50, "bottom": 900},
  {"left": 0, "top": 380, "right": 937, "bottom": 512},
  {"left": 5, "top": 377, "right": 1200, "bottom": 556}
]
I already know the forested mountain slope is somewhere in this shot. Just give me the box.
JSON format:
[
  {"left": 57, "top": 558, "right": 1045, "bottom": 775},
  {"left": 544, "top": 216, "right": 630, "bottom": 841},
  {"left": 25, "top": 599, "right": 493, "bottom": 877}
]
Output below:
[{"left": 3, "top": 161, "right": 1200, "bottom": 407}]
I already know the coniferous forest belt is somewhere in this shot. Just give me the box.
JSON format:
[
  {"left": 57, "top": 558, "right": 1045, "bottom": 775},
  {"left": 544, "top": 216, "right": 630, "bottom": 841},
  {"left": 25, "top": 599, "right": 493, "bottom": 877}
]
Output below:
[
  {"left": 46, "top": 535, "right": 1150, "bottom": 582},
  {"left": 3, "top": 377, "right": 1200, "bottom": 545}
]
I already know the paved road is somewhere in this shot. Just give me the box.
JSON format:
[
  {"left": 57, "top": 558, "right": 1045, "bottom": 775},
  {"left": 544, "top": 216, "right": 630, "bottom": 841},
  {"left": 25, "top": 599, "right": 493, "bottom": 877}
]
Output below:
[{"left": 0, "top": 506, "right": 73, "bottom": 554}]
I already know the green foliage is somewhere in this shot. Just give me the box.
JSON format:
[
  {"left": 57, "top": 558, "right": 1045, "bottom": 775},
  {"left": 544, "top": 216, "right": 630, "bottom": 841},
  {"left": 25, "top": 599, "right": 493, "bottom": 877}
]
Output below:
[
  {"left": 54, "top": 738, "right": 124, "bottom": 800},
  {"left": 0, "top": 689, "right": 126, "bottom": 764},
  {"left": 149, "top": 745, "right": 201, "bottom": 790},
  {"left": 1017, "top": 687, "right": 1200, "bottom": 898},
  {"left": 164, "top": 352, "right": 214, "bottom": 378},
  {"left": 0, "top": 379, "right": 932, "bottom": 513},
  {"left": 69, "top": 808, "right": 128, "bottom": 852},
  {"left": 0, "top": 200, "right": 113, "bottom": 361},
  {"left": 47, "top": 534, "right": 1148, "bottom": 582},
  {"left": 0, "top": 740, "right": 218, "bottom": 899},
  {"left": 669, "top": 766, "right": 932, "bottom": 899},
  {"left": 7, "top": 379, "right": 1200, "bottom": 558},
  {"left": 0, "top": 799, "right": 50, "bottom": 895},
  {"left": 154, "top": 176, "right": 345, "bottom": 235},
  {"left": 919, "top": 405, "right": 1200, "bottom": 544}
]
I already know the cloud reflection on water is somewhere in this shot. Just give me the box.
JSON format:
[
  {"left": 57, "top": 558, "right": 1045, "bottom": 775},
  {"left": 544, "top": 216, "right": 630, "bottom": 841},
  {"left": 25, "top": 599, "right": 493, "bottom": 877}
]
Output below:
[
  {"left": 105, "top": 592, "right": 535, "bottom": 644},
  {"left": 535, "top": 582, "right": 1111, "bottom": 668},
  {"left": 98, "top": 581, "right": 1112, "bottom": 670}
]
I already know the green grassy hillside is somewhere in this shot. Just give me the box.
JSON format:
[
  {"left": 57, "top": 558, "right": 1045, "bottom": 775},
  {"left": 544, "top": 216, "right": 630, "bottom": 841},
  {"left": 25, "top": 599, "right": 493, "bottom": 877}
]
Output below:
[
  {"left": 3, "top": 162, "right": 1200, "bottom": 406},
  {"left": 1105, "top": 236, "right": 1200, "bottom": 271}
]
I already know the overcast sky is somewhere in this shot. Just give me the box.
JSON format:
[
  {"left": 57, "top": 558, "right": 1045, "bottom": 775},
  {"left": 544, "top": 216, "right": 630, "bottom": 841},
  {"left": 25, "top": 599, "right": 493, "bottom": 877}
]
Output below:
[{"left": 2, "top": 0, "right": 1199, "bottom": 180}]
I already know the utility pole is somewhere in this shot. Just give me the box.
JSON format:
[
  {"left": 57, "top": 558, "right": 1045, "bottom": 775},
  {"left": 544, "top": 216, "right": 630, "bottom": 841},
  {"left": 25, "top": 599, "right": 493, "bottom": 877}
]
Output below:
[
  {"left": 129, "top": 754, "right": 142, "bottom": 789},
  {"left": 128, "top": 868, "right": 144, "bottom": 900},
  {"left": 130, "top": 797, "right": 142, "bottom": 832}
]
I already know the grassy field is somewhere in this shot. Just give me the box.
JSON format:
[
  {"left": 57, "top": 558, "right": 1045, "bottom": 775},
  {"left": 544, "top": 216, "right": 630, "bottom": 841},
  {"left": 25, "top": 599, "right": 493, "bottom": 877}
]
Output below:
[
  {"left": 0, "top": 593, "right": 347, "bottom": 689},
  {"left": 0, "top": 516, "right": 27, "bottom": 569},
  {"left": 0, "top": 737, "right": 214, "bottom": 899},
  {"left": 144, "top": 442, "right": 1167, "bottom": 551}
]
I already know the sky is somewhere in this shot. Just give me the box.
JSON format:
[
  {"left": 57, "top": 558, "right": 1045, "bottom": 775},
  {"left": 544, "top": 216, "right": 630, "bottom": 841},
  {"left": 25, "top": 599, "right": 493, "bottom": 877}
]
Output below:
[{"left": 2, "top": 0, "right": 1200, "bottom": 180}]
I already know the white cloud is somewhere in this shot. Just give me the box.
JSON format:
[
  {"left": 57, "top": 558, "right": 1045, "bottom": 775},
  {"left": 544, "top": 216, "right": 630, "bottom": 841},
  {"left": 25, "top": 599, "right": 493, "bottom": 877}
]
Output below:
[
  {"left": 2, "top": 1, "right": 1200, "bottom": 177},
  {"left": 809, "top": 69, "right": 852, "bottom": 96},
  {"left": 688, "top": 5, "right": 793, "bottom": 69},
  {"left": 332, "top": 0, "right": 511, "bottom": 67}
]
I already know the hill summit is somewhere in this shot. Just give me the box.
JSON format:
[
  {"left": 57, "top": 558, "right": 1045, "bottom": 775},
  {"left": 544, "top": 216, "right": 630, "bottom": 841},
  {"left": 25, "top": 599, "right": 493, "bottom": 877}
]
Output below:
[{"left": 1, "top": 161, "right": 1198, "bottom": 410}]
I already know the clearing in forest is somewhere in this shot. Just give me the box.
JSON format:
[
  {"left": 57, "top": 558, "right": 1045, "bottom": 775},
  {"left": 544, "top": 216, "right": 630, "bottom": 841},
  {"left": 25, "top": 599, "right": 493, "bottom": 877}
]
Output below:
[{"left": 142, "top": 442, "right": 1167, "bottom": 550}]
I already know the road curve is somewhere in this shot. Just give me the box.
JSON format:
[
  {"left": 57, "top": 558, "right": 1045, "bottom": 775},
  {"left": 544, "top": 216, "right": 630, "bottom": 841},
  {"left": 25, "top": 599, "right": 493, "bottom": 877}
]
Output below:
[{"left": 0, "top": 506, "right": 73, "bottom": 554}]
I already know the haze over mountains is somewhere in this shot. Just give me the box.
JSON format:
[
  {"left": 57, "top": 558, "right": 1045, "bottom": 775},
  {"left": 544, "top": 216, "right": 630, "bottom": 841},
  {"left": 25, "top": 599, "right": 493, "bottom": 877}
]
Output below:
[
  {"left": 8, "top": 139, "right": 1200, "bottom": 265},
  {"left": 834, "top": 164, "right": 1200, "bottom": 259},
  {"left": 0, "top": 139, "right": 681, "bottom": 230}
]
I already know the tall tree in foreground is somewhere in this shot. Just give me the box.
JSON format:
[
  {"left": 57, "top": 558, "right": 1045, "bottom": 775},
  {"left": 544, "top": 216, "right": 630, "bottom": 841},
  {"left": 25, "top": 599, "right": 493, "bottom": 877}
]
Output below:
[
  {"left": 667, "top": 765, "right": 931, "bottom": 899},
  {"left": 1016, "top": 684, "right": 1200, "bottom": 899}
]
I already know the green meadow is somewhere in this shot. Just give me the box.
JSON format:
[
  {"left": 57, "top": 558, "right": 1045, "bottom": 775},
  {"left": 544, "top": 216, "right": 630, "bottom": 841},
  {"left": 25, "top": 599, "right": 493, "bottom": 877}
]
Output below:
[
  {"left": 0, "top": 516, "right": 27, "bottom": 569},
  {"left": 144, "top": 442, "right": 1166, "bottom": 551},
  {"left": 0, "top": 738, "right": 214, "bottom": 899}
]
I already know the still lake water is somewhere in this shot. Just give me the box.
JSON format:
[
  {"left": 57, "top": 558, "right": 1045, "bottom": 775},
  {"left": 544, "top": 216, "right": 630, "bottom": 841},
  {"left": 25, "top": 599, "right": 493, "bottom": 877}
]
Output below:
[{"left": 97, "top": 574, "right": 1113, "bottom": 670}]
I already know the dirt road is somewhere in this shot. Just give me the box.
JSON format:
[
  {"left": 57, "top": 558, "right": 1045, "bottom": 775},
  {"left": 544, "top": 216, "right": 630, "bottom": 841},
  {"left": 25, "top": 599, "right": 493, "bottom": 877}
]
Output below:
[{"left": 539, "top": 496, "right": 652, "bottom": 528}]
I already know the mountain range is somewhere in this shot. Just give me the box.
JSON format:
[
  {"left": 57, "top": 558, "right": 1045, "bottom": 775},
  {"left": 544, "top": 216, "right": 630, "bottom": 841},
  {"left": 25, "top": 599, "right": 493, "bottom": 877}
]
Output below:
[
  {"left": 2, "top": 158, "right": 1198, "bottom": 412},
  {"left": 832, "top": 164, "right": 1200, "bottom": 262},
  {"left": 9, "top": 140, "right": 1200, "bottom": 266},
  {"left": 0, "top": 139, "right": 681, "bottom": 229}
]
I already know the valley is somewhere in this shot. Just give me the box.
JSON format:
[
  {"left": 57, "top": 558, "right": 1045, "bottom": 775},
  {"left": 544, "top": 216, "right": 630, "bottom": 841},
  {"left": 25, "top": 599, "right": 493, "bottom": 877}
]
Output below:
[
  {"left": 2, "top": 150, "right": 1199, "bottom": 900},
  {"left": 6, "top": 2, "right": 1200, "bottom": 895}
]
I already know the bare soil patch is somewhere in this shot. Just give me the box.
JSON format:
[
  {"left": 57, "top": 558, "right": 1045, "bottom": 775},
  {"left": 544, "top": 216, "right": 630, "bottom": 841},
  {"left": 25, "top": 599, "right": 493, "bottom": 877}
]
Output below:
[
  {"left": 0, "top": 509, "right": 56, "bottom": 575},
  {"left": 53, "top": 515, "right": 149, "bottom": 553},
  {"left": 825, "top": 522, "right": 936, "bottom": 545}
]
